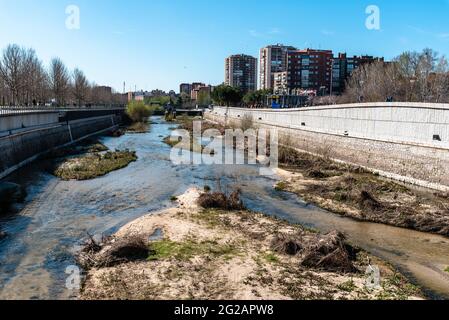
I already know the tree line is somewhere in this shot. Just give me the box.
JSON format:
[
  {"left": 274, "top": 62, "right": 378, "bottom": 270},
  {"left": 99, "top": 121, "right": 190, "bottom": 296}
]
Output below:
[
  {"left": 0, "top": 44, "right": 126, "bottom": 107},
  {"left": 340, "top": 48, "right": 449, "bottom": 104},
  {"left": 210, "top": 85, "right": 272, "bottom": 108}
]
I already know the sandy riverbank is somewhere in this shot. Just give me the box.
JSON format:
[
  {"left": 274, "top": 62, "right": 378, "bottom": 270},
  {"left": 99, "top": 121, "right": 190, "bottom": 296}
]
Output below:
[{"left": 80, "top": 188, "right": 421, "bottom": 300}]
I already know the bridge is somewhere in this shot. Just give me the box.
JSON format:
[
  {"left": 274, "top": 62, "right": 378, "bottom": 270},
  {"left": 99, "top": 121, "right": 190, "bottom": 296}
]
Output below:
[{"left": 174, "top": 108, "right": 205, "bottom": 117}]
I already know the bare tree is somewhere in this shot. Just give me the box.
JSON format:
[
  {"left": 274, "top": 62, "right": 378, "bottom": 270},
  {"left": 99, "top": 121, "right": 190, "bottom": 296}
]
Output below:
[
  {"left": 49, "top": 58, "right": 71, "bottom": 106},
  {"left": 0, "top": 44, "right": 26, "bottom": 105},
  {"left": 73, "top": 68, "right": 89, "bottom": 106},
  {"left": 0, "top": 43, "right": 122, "bottom": 107},
  {"left": 0, "top": 76, "right": 7, "bottom": 105},
  {"left": 22, "top": 49, "right": 49, "bottom": 105},
  {"left": 341, "top": 48, "right": 449, "bottom": 103},
  {"left": 415, "top": 48, "right": 437, "bottom": 101}
]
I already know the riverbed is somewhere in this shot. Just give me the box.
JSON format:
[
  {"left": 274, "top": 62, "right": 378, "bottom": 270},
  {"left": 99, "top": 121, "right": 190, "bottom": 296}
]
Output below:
[{"left": 0, "top": 116, "right": 449, "bottom": 299}]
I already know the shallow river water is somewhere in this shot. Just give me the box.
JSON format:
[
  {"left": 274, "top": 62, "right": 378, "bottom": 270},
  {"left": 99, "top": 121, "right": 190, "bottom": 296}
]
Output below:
[{"left": 0, "top": 117, "right": 449, "bottom": 299}]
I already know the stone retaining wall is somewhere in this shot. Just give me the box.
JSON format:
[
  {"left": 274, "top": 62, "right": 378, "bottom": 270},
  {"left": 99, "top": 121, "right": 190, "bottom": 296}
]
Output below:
[
  {"left": 0, "top": 115, "right": 121, "bottom": 179},
  {"left": 206, "top": 105, "right": 449, "bottom": 191}
]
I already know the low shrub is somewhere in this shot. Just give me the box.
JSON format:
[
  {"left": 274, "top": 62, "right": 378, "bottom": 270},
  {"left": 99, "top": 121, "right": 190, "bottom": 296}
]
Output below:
[
  {"left": 126, "top": 100, "right": 152, "bottom": 123},
  {"left": 197, "top": 190, "right": 245, "bottom": 211}
]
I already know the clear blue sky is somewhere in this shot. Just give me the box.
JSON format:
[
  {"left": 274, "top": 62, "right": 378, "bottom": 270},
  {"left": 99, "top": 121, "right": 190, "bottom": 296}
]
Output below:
[{"left": 1, "top": 0, "right": 449, "bottom": 92}]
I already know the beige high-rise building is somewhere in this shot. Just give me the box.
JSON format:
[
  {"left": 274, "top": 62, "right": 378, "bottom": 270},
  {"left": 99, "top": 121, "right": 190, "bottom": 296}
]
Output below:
[
  {"left": 225, "top": 54, "right": 257, "bottom": 93},
  {"left": 273, "top": 71, "right": 288, "bottom": 94},
  {"left": 259, "top": 44, "right": 296, "bottom": 90}
]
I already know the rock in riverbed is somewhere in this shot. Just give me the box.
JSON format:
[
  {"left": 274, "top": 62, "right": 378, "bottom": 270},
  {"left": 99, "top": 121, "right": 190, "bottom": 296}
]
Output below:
[{"left": 0, "top": 182, "right": 26, "bottom": 211}]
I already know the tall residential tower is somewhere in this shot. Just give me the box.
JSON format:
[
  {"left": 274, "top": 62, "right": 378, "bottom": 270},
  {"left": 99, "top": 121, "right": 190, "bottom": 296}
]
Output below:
[
  {"left": 225, "top": 54, "right": 258, "bottom": 93},
  {"left": 259, "top": 44, "right": 297, "bottom": 90}
]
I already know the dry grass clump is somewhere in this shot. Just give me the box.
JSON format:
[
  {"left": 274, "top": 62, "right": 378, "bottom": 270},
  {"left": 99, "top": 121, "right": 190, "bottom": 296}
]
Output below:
[
  {"left": 108, "top": 128, "right": 125, "bottom": 138},
  {"left": 78, "top": 235, "right": 150, "bottom": 269},
  {"left": 177, "top": 117, "right": 226, "bottom": 135},
  {"left": 278, "top": 146, "right": 341, "bottom": 179},
  {"left": 197, "top": 190, "right": 245, "bottom": 211},
  {"left": 304, "top": 174, "right": 449, "bottom": 236},
  {"left": 126, "top": 122, "right": 149, "bottom": 133},
  {"left": 240, "top": 114, "right": 255, "bottom": 132},
  {"left": 45, "top": 140, "right": 108, "bottom": 160},
  {"left": 358, "top": 190, "right": 383, "bottom": 211},
  {"left": 271, "top": 233, "right": 303, "bottom": 256},
  {"left": 300, "top": 231, "right": 358, "bottom": 273},
  {"left": 270, "top": 230, "right": 359, "bottom": 273},
  {"left": 277, "top": 145, "right": 449, "bottom": 236}
]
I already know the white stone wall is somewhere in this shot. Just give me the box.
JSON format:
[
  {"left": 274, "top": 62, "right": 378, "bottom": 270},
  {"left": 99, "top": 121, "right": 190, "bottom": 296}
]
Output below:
[
  {"left": 210, "top": 103, "right": 449, "bottom": 149},
  {"left": 0, "top": 115, "right": 120, "bottom": 179},
  {"left": 0, "top": 112, "right": 60, "bottom": 133},
  {"left": 206, "top": 103, "right": 449, "bottom": 190}
]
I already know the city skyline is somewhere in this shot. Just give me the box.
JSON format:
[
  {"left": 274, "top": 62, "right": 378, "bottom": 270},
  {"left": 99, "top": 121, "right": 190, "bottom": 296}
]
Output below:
[{"left": 2, "top": 0, "right": 449, "bottom": 92}]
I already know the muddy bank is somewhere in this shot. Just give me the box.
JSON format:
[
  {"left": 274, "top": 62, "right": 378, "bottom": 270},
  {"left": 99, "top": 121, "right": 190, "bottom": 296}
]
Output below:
[
  {"left": 276, "top": 146, "right": 449, "bottom": 238},
  {"left": 80, "top": 188, "right": 421, "bottom": 300},
  {"left": 162, "top": 116, "right": 223, "bottom": 153},
  {"left": 126, "top": 122, "right": 150, "bottom": 134}
]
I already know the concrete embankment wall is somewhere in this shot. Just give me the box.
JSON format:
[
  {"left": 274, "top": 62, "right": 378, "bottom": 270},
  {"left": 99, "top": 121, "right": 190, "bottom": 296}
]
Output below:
[
  {"left": 206, "top": 103, "right": 449, "bottom": 191},
  {"left": 0, "top": 112, "right": 60, "bottom": 133},
  {"left": 0, "top": 115, "right": 121, "bottom": 179}
]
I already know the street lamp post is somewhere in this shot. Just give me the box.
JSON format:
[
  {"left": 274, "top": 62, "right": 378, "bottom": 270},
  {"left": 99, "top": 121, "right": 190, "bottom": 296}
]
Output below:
[
  {"left": 409, "top": 78, "right": 416, "bottom": 102},
  {"left": 358, "top": 80, "right": 365, "bottom": 102}
]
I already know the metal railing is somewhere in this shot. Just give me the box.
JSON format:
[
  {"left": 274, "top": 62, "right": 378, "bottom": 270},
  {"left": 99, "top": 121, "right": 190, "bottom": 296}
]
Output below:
[{"left": 0, "top": 105, "right": 125, "bottom": 116}]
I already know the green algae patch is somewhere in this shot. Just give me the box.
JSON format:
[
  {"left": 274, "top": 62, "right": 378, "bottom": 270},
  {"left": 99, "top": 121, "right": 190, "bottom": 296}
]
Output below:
[
  {"left": 54, "top": 150, "right": 137, "bottom": 181},
  {"left": 148, "top": 239, "right": 237, "bottom": 262}
]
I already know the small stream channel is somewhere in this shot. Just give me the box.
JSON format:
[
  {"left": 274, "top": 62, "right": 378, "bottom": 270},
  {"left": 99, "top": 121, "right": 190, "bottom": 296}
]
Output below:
[{"left": 0, "top": 116, "right": 448, "bottom": 300}]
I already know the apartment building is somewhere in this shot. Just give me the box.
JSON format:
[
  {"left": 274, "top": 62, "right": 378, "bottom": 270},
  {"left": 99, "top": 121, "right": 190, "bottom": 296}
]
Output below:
[
  {"left": 259, "top": 44, "right": 297, "bottom": 90},
  {"left": 225, "top": 54, "right": 258, "bottom": 93},
  {"left": 332, "top": 53, "right": 385, "bottom": 94},
  {"left": 188, "top": 82, "right": 205, "bottom": 100},
  {"left": 286, "top": 49, "right": 334, "bottom": 95},
  {"left": 273, "top": 71, "right": 289, "bottom": 93},
  {"left": 191, "top": 82, "right": 206, "bottom": 91},
  {"left": 180, "top": 83, "right": 192, "bottom": 96},
  {"left": 191, "top": 84, "right": 213, "bottom": 101}
]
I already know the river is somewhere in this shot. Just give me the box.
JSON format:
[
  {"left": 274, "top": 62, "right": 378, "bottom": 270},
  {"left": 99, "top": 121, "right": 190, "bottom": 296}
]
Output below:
[{"left": 0, "top": 116, "right": 449, "bottom": 300}]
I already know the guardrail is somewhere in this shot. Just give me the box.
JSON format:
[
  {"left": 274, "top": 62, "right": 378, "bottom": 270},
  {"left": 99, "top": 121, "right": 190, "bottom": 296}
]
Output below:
[{"left": 0, "top": 105, "right": 126, "bottom": 116}]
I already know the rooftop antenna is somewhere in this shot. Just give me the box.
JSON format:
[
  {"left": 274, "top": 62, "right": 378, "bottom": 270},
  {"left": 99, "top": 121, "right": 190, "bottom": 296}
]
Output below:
[{"left": 123, "top": 82, "right": 126, "bottom": 94}]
